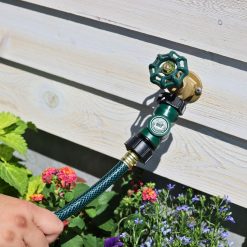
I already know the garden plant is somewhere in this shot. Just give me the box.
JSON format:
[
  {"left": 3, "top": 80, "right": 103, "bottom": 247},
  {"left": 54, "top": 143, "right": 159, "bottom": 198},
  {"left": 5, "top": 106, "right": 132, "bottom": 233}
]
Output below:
[
  {"left": 107, "top": 179, "right": 235, "bottom": 247},
  {"left": 0, "top": 112, "right": 235, "bottom": 247}
]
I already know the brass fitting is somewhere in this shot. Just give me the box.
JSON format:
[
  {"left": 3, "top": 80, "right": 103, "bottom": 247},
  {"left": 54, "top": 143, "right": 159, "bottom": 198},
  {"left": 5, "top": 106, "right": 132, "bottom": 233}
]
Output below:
[
  {"left": 121, "top": 150, "right": 139, "bottom": 169},
  {"left": 175, "top": 71, "right": 203, "bottom": 103}
]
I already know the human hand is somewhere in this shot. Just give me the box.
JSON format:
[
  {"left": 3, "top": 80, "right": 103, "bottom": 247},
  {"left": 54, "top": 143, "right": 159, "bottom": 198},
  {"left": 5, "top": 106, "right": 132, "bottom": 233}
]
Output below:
[{"left": 0, "top": 194, "right": 64, "bottom": 247}]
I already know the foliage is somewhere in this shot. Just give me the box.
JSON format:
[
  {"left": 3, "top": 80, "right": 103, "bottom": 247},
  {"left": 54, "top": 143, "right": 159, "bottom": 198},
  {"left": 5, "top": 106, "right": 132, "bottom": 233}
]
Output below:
[
  {"left": 29, "top": 166, "right": 118, "bottom": 247},
  {"left": 112, "top": 180, "right": 235, "bottom": 247},
  {"left": 0, "top": 112, "right": 236, "bottom": 247},
  {"left": 0, "top": 112, "right": 36, "bottom": 196},
  {"left": 0, "top": 112, "right": 118, "bottom": 246}
]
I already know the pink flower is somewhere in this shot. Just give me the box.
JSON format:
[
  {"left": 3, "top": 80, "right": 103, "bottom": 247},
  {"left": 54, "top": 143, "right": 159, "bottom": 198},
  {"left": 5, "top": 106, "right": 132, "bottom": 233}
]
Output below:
[
  {"left": 142, "top": 187, "right": 157, "bottom": 203},
  {"left": 30, "top": 194, "right": 44, "bottom": 202},
  {"left": 42, "top": 167, "right": 58, "bottom": 184},
  {"left": 57, "top": 167, "right": 77, "bottom": 188}
]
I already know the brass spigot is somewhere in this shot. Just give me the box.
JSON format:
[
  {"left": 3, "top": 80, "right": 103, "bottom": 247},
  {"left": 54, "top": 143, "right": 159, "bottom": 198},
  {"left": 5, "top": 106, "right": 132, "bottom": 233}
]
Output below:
[{"left": 176, "top": 71, "right": 203, "bottom": 103}]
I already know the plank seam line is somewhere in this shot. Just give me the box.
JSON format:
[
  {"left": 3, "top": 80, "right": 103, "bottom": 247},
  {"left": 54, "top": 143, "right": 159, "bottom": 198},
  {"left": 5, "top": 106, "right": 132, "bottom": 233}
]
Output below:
[
  {"left": 1, "top": 57, "right": 247, "bottom": 150},
  {"left": 1, "top": 0, "right": 247, "bottom": 71}
]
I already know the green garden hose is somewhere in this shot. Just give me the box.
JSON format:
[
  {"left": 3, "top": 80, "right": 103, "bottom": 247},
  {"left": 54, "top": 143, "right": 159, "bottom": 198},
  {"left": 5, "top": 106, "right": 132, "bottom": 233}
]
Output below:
[{"left": 55, "top": 160, "right": 129, "bottom": 221}]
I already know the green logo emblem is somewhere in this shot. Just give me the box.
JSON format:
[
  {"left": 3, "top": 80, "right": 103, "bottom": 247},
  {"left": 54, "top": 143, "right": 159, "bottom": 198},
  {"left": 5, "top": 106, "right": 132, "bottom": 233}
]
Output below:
[{"left": 149, "top": 116, "right": 169, "bottom": 136}]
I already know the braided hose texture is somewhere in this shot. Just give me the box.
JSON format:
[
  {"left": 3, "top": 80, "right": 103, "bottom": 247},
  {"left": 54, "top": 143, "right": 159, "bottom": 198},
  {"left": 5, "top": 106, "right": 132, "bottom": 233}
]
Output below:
[{"left": 55, "top": 161, "right": 128, "bottom": 221}]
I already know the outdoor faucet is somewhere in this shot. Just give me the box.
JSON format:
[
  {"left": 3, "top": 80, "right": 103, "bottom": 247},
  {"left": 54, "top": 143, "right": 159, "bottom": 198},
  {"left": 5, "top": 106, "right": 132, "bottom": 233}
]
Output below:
[{"left": 55, "top": 51, "right": 203, "bottom": 221}]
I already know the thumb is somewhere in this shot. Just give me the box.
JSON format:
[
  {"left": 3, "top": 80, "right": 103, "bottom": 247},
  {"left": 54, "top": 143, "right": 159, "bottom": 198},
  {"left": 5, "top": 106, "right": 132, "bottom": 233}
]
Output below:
[{"left": 30, "top": 203, "right": 64, "bottom": 243}]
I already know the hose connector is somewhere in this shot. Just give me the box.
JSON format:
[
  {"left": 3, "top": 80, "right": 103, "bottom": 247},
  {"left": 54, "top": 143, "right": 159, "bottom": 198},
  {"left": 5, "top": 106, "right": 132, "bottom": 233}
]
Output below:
[{"left": 121, "top": 151, "right": 139, "bottom": 169}]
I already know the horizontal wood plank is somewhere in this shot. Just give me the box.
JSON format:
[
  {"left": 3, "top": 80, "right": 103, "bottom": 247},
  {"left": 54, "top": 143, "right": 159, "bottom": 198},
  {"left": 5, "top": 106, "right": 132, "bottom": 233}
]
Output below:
[
  {"left": 20, "top": 0, "right": 247, "bottom": 62},
  {"left": 0, "top": 64, "right": 246, "bottom": 208},
  {"left": 0, "top": 3, "right": 246, "bottom": 139}
]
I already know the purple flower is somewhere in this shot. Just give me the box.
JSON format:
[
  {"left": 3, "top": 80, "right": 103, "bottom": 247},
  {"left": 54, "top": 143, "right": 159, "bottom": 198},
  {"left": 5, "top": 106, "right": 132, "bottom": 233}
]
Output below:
[
  {"left": 225, "top": 215, "right": 236, "bottom": 224},
  {"left": 179, "top": 236, "right": 191, "bottom": 245},
  {"left": 187, "top": 222, "right": 196, "bottom": 229},
  {"left": 104, "top": 237, "right": 123, "bottom": 247},
  {"left": 142, "top": 237, "right": 153, "bottom": 247},
  {"left": 165, "top": 236, "right": 174, "bottom": 244},
  {"left": 220, "top": 231, "right": 229, "bottom": 239},
  {"left": 134, "top": 218, "right": 143, "bottom": 224},
  {"left": 119, "top": 232, "right": 127, "bottom": 238},
  {"left": 219, "top": 206, "right": 229, "bottom": 213},
  {"left": 192, "top": 195, "right": 200, "bottom": 202},
  {"left": 202, "top": 226, "right": 211, "bottom": 234},
  {"left": 176, "top": 205, "right": 190, "bottom": 211},
  {"left": 167, "top": 183, "right": 175, "bottom": 191},
  {"left": 161, "top": 227, "right": 171, "bottom": 236},
  {"left": 223, "top": 195, "right": 231, "bottom": 204}
]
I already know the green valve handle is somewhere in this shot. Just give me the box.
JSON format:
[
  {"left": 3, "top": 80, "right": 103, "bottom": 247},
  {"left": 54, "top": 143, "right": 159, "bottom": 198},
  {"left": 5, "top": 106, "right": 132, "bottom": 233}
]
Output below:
[
  {"left": 149, "top": 51, "right": 189, "bottom": 89},
  {"left": 55, "top": 50, "right": 202, "bottom": 221}
]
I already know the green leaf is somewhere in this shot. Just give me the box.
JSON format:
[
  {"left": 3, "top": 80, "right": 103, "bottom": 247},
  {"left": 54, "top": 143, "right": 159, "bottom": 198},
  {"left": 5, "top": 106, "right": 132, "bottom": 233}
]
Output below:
[
  {"left": 25, "top": 176, "right": 44, "bottom": 200},
  {"left": 0, "top": 177, "right": 11, "bottom": 193},
  {"left": 83, "top": 234, "right": 97, "bottom": 247},
  {"left": 0, "top": 133, "right": 27, "bottom": 155},
  {"left": 61, "top": 235, "right": 84, "bottom": 247},
  {"left": 0, "top": 112, "right": 18, "bottom": 130},
  {"left": 12, "top": 120, "right": 27, "bottom": 135},
  {"left": 59, "top": 199, "right": 65, "bottom": 208},
  {"left": 27, "top": 121, "right": 37, "bottom": 132},
  {"left": 69, "top": 216, "right": 85, "bottom": 230},
  {"left": 65, "top": 191, "right": 74, "bottom": 202},
  {"left": 85, "top": 208, "right": 97, "bottom": 218},
  {"left": 42, "top": 183, "right": 56, "bottom": 198},
  {"left": 98, "top": 219, "right": 115, "bottom": 232},
  {"left": 96, "top": 204, "right": 108, "bottom": 215},
  {"left": 96, "top": 238, "right": 104, "bottom": 246},
  {"left": 0, "top": 144, "right": 14, "bottom": 161},
  {"left": 98, "top": 191, "right": 116, "bottom": 205},
  {"left": 0, "top": 162, "right": 29, "bottom": 195},
  {"left": 0, "top": 178, "right": 19, "bottom": 196},
  {"left": 87, "top": 198, "right": 99, "bottom": 208},
  {"left": 73, "top": 183, "right": 89, "bottom": 198}
]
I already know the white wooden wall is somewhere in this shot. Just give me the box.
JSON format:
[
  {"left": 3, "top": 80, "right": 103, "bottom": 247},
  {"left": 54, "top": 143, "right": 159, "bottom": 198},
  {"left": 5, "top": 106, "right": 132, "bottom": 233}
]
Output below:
[{"left": 0, "top": 1, "right": 246, "bottom": 208}]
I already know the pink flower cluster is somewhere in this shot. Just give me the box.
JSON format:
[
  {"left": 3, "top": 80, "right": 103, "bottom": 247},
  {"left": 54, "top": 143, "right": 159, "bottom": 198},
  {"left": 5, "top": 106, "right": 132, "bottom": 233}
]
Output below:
[
  {"left": 57, "top": 167, "right": 77, "bottom": 188},
  {"left": 30, "top": 193, "right": 44, "bottom": 202},
  {"left": 142, "top": 187, "right": 157, "bottom": 203},
  {"left": 42, "top": 167, "right": 57, "bottom": 184},
  {"left": 42, "top": 166, "right": 77, "bottom": 188}
]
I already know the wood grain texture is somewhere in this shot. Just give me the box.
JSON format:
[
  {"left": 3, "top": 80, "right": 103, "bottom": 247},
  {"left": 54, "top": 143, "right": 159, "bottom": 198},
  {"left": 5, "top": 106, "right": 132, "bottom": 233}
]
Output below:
[
  {"left": 0, "top": 64, "right": 246, "bottom": 208},
  {"left": 0, "top": 3, "right": 246, "bottom": 139},
  {"left": 20, "top": 0, "right": 247, "bottom": 62}
]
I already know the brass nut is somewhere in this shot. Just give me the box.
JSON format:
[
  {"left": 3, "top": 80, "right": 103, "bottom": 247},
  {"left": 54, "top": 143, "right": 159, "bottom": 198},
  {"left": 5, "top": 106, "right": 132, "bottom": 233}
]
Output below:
[{"left": 121, "top": 151, "right": 139, "bottom": 169}]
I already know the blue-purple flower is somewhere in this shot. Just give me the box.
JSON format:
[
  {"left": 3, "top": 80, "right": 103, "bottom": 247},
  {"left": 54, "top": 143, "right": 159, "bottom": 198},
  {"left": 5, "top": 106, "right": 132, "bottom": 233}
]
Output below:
[
  {"left": 187, "top": 221, "right": 196, "bottom": 229},
  {"left": 141, "top": 237, "right": 153, "bottom": 247},
  {"left": 161, "top": 227, "right": 171, "bottom": 236},
  {"left": 167, "top": 183, "right": 175, "bottom": 191},
  {"left": 134, "top": 218, "right": 143, "bottom": 224},
  {"left": 179, "top": 236, "right": 191, "bottom": 245},
  {"left": 219, "top": 206, "right": 229, "bottom": 213},
  {"left": 176, "top": 205, "right": 190, "bottom": 211},
  {"left": 192, "top": 195, "right": 200, "bottom": 202},
  {"left": 202, "top": 226, "right": 211, "bottom": 234},
  {"left": 223, "top": 195, "right": 231, "bottom": 204},
  {"left": 220, "top": 230, "right": 229, "bottom": 239},
  {"left": 104, "top": 237, "right": 123, "bottom": 247},
  {"left": 225, "top": 215, "right": 236, "bottom": 223},
  {"left": 119, "top": 232, "right": 127, "bottom": 238}
]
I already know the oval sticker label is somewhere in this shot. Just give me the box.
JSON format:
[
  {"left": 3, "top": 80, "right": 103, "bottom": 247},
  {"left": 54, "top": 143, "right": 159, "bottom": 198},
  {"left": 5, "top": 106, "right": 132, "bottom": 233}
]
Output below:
[{"left": 148, "top": 116, "right": 170, "bottom": 136}]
